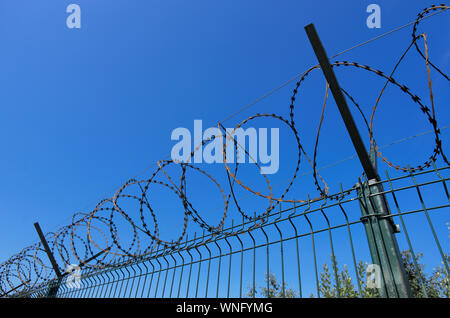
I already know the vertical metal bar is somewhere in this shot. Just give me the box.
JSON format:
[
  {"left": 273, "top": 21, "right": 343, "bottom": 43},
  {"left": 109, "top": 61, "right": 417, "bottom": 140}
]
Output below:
[
  {"left": 408, "top": 166, "right": 449, "bottom": 275},
  {"left": 214, "top": 240, "right": 222, "bottom": 298},
  {"left": 337, "top": 184, "right": 362, "bottom": 296},
  {"left": 94, "top": 271, "right": 105, "bottom": 298},
  {"left": 224, "top": 234, "right": 233, "bottom": 298},
  {"left": 140, "top": 261, "right": 149, "bottom": 298},
  {"left": 126, "top": 264, "right": 135, "bottom": 298},
  {"left": 305, "top": 23, "right": 412, "bottom": 298},
  {"left": 304, "top": 196, "right": 320, "bottom": 297},
  {"left": 102, "top": 270, "right": 113, "bottom": 298},
  {"left": 109, "top": 266, "right": 118, "bottom": 298},
  {"left": 168, "top": 254, "right": 177, "bottom": 298},
  {"left": 161, "top": 254, "right": 170, "bottom": 298},
  {"left": 176, "top": 239, "right": 186, "bottom": 298},
  {"left": 319, "top": 199, "right": 341, "bottom": 298},
  {"left": 204, "top": 243, "right": 212, "bottom": 297},
  {"left": 288, "top": 203, "right": 302, "bottom": 297},
  {"left": 304, "top": 24, "right": 378, "bottom": 180},
  {"left": 260, "top": 225, "right": 270, "bottom": 297},
  {"left": 194, "top": 233, "right": 204, "bottom": 298},
  {"left": 385, "top": 170, "right": 429, "bottom": 297},
  {"left": 57, "top": 278, "right": 67, "bottom": 298},
  {"left": 235, "top": 221, "right": 244, "bottom": 298},
  {"left": 147, "top": 258, "right": 156, "bottom": 298},
  {"left": 134, "top": 262, "right": 143, "bottom": 298},
  {"left": 185, "top": 238, "right": 194, "bottom": 298},
  {"left": 248, "top": 223, "right": 256, "bottom": 298},
  {"left": 118, "top": 263, "right": 128, "bottom": 298},
  {"left": 274, "top": 205, "right": 285, "bottom": 298},
  {"left": 84, "top": 270, "right": 96, "bottom": 298},
  {"left": 122, "top": 263, "right": 132, "bottom": 298},
  {"left": 154, "top": 248, "right": 162, "bottom": 297}
]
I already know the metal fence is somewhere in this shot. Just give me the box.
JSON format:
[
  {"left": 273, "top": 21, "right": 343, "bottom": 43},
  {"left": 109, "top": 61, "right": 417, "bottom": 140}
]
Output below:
[
  {"left": 1, "top": 4, "right": 449, "bottom": 299},
  {"left": 8, "top": 163, "right": 449, "bottom": 298}
]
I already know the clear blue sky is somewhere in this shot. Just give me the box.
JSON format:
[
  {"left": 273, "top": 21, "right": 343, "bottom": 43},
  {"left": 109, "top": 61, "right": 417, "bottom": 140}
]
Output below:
[{"left": 0, "top": 1, "right": 448, "bottom": 295}]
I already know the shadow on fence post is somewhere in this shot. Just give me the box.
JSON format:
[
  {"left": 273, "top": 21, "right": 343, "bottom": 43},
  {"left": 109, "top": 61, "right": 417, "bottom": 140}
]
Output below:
[
  {"left": 304, "top": 23, "right": 412, "bottom": 298},
  {"left": 356, "top": 150, "right": 412, "bottom": 297}
]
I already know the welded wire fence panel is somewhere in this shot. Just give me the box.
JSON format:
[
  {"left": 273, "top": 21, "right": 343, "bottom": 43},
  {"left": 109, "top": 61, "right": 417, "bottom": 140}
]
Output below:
[
  {"left": 1, "top": 4, "right": 449, "bottom": 300},
  {"left": 8, "top": 165, "right": 448, "bottom": 298}
]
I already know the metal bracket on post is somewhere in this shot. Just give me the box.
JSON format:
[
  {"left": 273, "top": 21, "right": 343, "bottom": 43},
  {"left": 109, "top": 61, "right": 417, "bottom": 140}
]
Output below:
[
  {"left": 76, "top": 246, "right": 111, "bottom": 270},
  {"left": 59, "top": 246, "right": 112, "bottom": 278},
  {"left": 356, "top": 178, "right": 409, "bottom": 297},
  {"left": 33, "top": 222, "right": 112, "bottom": 297},
  {"left": 304, "top": 23, "right": 412, "bottom": 298},
  {"left": 33, "top": 222, "right": 62, "bottom": 297}
]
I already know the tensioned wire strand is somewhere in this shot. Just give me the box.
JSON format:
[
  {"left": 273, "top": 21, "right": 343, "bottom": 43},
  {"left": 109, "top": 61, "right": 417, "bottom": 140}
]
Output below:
[
  {"left": 218, "top": 7, "right": 448, "bottom": 125},
  {"left": 200, "top": 124, "right": 450, "bottom": 211},
  {"left": 3, "top": 7, "right": 449, "bottom": 291},
  {"left": 127, "top": 6, "right": 449, "bottom": 189},
  {"left": 297, "top": 124, "right": 450, "bottom": 178},
  {"left": 109, "top": 7, "right": 449, "bottom": 186},
  {"left": 31, "top": 7, "right": 448, "bottom": 236}
]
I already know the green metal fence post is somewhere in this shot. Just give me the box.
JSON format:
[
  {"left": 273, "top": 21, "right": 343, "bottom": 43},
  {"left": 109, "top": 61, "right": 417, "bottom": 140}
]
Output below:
[
  {"left": 304, "top": 23, "right": 412, "bottom": 298},
  {"left": 356, "top": 175, "right": 412, "bottom": 297}
]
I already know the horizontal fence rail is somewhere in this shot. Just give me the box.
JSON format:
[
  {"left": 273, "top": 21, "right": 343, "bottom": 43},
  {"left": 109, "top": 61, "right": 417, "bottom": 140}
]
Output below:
[
  {"left": 1, "top": 4, "right": 449, "bottom": 299},
  {"left": 7, "top": 164, "right": 448, "bottom": 298}
]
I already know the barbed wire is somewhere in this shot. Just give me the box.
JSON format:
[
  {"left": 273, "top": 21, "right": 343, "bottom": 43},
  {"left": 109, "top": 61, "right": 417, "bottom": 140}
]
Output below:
[{"left": 0, "top": 4, "right": 449, "bottom": 296}]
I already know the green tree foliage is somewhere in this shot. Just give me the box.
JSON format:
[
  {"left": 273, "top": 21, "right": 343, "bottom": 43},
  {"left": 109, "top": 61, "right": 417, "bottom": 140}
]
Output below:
[
  {"left": 315, "top": 250, "right": 449, "bottom": 298},
  {"left": 314, "top": 259, "right": 379, "bottom": 298},
  {"left": 246, "top": 272, "right": 297, "bottom": 298},
  {"left": 400, "top": 250, "right": 449, "bottom": 298},
  {"left": 247, "top": 251, "right": 449, "bottom": 298}
]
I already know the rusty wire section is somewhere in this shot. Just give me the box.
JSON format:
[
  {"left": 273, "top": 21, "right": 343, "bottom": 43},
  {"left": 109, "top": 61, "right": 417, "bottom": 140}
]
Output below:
[
  {"left": 8, "top": 164, "right": 450, "bottom": 298},
  {"left": 0, "top": 4, "right": 449, "bottom": 297}
]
